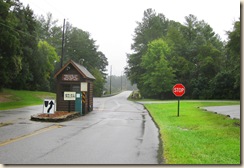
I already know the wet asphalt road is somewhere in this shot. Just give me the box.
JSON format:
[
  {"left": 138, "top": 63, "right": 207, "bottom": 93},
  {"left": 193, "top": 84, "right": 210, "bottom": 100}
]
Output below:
[
  {"left": 0, "top": 91, "right": 159, "bottom": 164},
  {"left": 201, "top": 105, "right": 240, "bottom": 119}
]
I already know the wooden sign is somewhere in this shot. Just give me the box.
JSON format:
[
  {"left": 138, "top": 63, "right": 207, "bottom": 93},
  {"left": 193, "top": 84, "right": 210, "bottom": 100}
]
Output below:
[{"left": 62, "top": 74, "right": 79, "bottom": 81}]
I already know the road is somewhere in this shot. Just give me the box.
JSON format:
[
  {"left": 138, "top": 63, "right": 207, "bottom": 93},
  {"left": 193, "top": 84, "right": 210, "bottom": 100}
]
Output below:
[
  {"left": 0, "top": 91, "right": 159, "bottom": 164},
  {"left": 201, "top": 105, "right": 240, "bottom": 119}
]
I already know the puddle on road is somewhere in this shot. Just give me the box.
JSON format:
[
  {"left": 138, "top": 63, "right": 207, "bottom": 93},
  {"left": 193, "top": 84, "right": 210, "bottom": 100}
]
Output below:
[
  {"left": 137, "top": 112, "right": 146, "bottom": 145},
  {"left": 18, "top": 122, "right": 32, "bottom": 125}
]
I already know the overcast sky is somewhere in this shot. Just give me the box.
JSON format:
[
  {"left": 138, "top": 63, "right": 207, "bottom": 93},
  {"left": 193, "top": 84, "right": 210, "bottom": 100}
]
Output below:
[{"left": 20, "top": 0, "right": 240, "bottom": 76}]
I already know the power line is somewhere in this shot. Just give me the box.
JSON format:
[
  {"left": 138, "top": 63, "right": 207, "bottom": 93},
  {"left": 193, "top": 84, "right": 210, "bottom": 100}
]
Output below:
[
  {"left": 0, "top": 22, "right": 37, "bottom": 39},
  {"left": 61, "top": 19, "right": 66, "bottom": 68},
  {"left": 42, "top": 0, "right": 66, "bottom": 19},
  {"left": 21, "top": 0, "right": 49, "bottom": 17},
  {"left": 22, "top": 0, "right": 68, "bottom": 26},
  {"left": 110, "top": 65, "right": 112, "bottom": 94}
]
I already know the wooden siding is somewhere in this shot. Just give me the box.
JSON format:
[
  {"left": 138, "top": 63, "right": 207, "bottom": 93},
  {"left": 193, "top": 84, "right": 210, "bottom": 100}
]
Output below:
[{"left": 55, "top": 61, "right": 95, "bottom": 114}]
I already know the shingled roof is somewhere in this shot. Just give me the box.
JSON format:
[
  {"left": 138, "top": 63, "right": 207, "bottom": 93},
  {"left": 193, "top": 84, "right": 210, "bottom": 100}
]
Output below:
[{"left": 54, "top": 60, "right": 96, "bottom": 80}]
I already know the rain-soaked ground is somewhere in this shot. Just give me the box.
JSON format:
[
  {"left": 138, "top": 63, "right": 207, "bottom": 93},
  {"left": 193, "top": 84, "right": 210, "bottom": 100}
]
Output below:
[{"left": 0, "top": 91, "right": 160, "bottom": 164}]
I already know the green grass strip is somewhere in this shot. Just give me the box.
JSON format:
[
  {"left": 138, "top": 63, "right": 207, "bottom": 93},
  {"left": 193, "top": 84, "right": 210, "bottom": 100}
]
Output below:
[
  {"left": 145, "top": 101, "right": 240, "bottom": 164},
  {"left": 0, "top": 89, "right": 56, "bottom": 110}
]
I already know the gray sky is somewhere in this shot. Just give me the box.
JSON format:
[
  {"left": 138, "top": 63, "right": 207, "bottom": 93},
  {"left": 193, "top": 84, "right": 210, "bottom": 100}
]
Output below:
[{"left": 20, "top": 0, "right": 240, "bottom": 76}]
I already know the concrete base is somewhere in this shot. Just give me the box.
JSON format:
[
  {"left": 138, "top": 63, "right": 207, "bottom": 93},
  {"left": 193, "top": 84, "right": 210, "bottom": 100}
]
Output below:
[{"left": 31, "top": 112, "right": 81, "bottom": 122}]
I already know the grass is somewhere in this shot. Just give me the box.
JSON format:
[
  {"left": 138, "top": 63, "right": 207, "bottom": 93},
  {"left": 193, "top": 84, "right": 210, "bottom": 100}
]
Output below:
[
  {"left": 0, "top": 89, "right": 56, "bottom": 110},
  {"left": 144, "top": 101, "right": 240, "bottom": 164}
]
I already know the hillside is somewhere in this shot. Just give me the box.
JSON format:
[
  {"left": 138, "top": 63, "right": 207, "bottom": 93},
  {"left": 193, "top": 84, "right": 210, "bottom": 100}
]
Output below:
[{"left": 0, "top": 89, "right": 56, "bottom": 110}]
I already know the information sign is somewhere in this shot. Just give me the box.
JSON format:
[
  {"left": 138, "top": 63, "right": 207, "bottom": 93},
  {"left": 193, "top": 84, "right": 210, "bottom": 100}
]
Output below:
[
  {"left": 64, "top": 91, "right": 76, "bottom": 100},
  {"left": 80, "top": 82, "right": 88, "bottom": 92}
]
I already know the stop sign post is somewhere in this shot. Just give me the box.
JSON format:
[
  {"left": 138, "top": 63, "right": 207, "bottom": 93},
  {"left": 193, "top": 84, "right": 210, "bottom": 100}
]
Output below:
[{"left": 172, "top": 83, "right": 185, "bottom": 117}]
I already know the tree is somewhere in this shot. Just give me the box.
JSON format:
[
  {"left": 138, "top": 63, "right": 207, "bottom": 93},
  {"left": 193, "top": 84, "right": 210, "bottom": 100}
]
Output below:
[
  {"left": 210, "top": 19, "right": 241, "bottom": 99},
  {"left": 33, "top": 40, "right": 59, "bottom": 91},
  {"left": 140, "top": 39, "right": 175, "bottom": 98},
  {"left": 169, "top": 56, "right": 194, "bottom": 98},
  {"left": 126, "top": 9, "right": 169, "bottom": 88},
  {"left": 36, "top": 13, "right": 63, "bottom": 58},
  {"left": 0, "top": 1, "right": 108, "bottom": 94},
  {"left": 225, "top": 19, "right": 240, "bottom": 94},
  {"left": 63, "top": 25, "right": 108, "bottom": 96},
  {"left": 35, "top": 17, "right": 108, "bottom": 94},
  {"left": 209, "top": 71, "right": 237, "bottom": 99},
  {"left": 126, "top": 10, "right": 228, "bottom": 99},
  {"left": 0, "top": 0, "right": 22, "bottom": 90},
  {"left": 90, "top": 68, "right": 105, "bottom": 97},
  {"left": 182, "top": 14, "right": 198, "bottom": 43},
  {"left": 165, "top": 21, "right": 193, "bottom": 98},
  {"left": 11, "top": 3, "right": 39, "bottom": 90},
  {"left": 181, "top": 14, "right": 225, "bottom": 99},
  {"left": 131, "top": 8, "right": 169, "bottom": 52},
  {"left": 165, "top": 20, "right": 187, "bottom": 58}
]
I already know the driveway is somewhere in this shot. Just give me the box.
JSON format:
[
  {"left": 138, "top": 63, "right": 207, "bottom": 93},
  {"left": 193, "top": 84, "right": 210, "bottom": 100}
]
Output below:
[{"left": 201, "top": 105, "right": 240, "bottom": 119}]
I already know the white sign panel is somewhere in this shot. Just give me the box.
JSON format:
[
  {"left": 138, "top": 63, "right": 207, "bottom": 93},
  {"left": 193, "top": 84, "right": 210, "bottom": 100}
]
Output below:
[
  {"left": 76, "top": 93, "right": 81, "bottom": 98},
  {"left": 64, "top": 91, "right": 76, "bottom": 100},
  {"left": 80, "top": 82, "right": 88, "bottom": 92},
  {"left": 43, "top": 99, "right": 55, "bottom": 114}
]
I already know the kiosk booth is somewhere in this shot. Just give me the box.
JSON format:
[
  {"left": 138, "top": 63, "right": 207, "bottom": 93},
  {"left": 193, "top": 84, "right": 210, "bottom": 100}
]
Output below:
[{"left": 54, "top": 60, "right": 95, "bottom": 115}]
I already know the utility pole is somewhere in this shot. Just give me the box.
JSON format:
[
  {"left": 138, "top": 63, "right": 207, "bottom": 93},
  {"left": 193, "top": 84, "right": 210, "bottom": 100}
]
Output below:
[
  {"left": 110, "top": 65, "right": 112, "bottom": 94},
  {"left": 121, "top": 71, "right": 123, "bottom": 91},
  {"left": 61, "top": 19, "right": 66, "bottom": 68}
]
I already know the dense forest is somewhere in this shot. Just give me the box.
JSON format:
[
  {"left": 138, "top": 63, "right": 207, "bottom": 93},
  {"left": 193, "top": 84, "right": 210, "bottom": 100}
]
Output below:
[
  {"left": 125, "top": 9, "right": 240, "bottom": 99},
  {"left": 0, "top": 0, "right": 108, "bottom": 96}
]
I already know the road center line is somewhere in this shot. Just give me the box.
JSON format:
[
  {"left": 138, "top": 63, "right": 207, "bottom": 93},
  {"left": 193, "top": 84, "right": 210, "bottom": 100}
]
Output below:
[{"left": 0, "top": 125, "right": 62, "bottom": 147}]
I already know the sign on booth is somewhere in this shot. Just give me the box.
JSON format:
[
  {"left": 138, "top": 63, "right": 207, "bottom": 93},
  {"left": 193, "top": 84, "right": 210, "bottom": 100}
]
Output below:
[{"left": 64, "top": 92, "right": 76, "bottom": 101}]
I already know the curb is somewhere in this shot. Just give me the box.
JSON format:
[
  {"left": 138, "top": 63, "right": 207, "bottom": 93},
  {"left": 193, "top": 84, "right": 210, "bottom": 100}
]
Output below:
[
  {"left": 142, "top": 104, "right": 165, "bottom": 164},
  {"left": 30, "top": 112, "right": 81, "bottom": 122}
]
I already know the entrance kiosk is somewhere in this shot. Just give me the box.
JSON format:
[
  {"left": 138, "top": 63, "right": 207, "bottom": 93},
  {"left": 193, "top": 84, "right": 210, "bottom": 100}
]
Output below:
[{"left": 54, "top": 60, "right": 95, "bottom": 114}]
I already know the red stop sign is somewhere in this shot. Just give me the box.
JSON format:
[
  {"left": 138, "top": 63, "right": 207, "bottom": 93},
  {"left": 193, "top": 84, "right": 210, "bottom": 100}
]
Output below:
[{"left": 172, "top": 83, "right": 185, "bottom": 97}]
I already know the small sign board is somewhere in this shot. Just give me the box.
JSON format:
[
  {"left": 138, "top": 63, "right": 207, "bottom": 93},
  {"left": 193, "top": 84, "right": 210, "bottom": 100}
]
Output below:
[
  {"left": 80, "top": 82, "right": 88, "bottom": 92},
  {"left": 76, "top": 93, "right": 81, "bottom": 98},
  {"left": 43, "top": 99, "right": 55, "bottom": 114},
  {"left": 64, "top": 91, "right": 76, "bottom": 100},
  {"left": 62, "top": 74, "right": 79, "bottom": 81}
]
